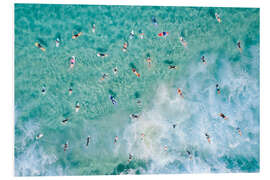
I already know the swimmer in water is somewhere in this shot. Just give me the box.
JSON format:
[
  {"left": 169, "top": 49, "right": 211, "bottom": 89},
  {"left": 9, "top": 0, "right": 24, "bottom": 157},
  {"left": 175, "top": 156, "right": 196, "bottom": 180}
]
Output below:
[
  {"left": 237, "top": 41, "right": 242, "bottom": 53},
  {"left": 56, "top": 37, "right": 60, "bottom": 47},
  {"left": 173, "top": 124, "right": 176, "bottom": 129},
  {"left": 152, "top": 16, "right": 158, "bottom": 26},
  {"left": 201, "top": 56, "right": 206, "bottom": 64},
  {"left": 113, "top": 67, "right": 118, "bottom": 75},
  {"left": 129, "top": 30, "right": 135, "bottom": 39},
  {"left": 110, "top": 95, "right": 117, "bottom": 105},
  {"left": 97, "top": 53, "right": 108, "bottom": 57},
  {"left": 100, "top": 73, "right": 108, "bottom": 81},
  {"left": 236, "top": 127, "right": 242, "bottom": 136},
  {"left": 139, "top": 29, "right": 144, "bottom": 39},
  {"left": 186, "top": 150, "right": 192, "bottom": 160},
  {"left": 114, "top": 136, "right": 118, "bottom": 144},
  {"left": 72, "top": 31, "right": 82, "bottom": 39},
  {"left": 64, "top": 141, "right": 68, "bottom": 152},
  {"left": 205, "top": 133, "right": 211, "bottom": 144},
  {"left": 169, "top": 65, "right": 177, "bottom": 69},
  {"left": 164, "top": 145, "right": 168, "bottom": 151},
  {"left": 68, "top": 87, "right": 73, "bottom": 95},
  {"left": 35, "top": 42, "right": 46, "bottom": 51},
  {"left": 132, "top": 68, "right": 141, "bottom": 77},
  {"left": 128, "top": 153, "right": 133, "bottom": 163},
  {"left": 141, "top": 133, "right": 145, "bottom": 141},
  {"left": 36, "top": 133, "right": 43, "bottom": 140},
  {"left": 179, "top": 36, "right": 187, "bottom": 47},
  {"left": 136, "top": 99, "right": 142, "bottom": 105},
  {"left": 216, "top": 84, "right": 221, "bottom": 94},
  {"left": 41, "top": 86, "right": 46, "bottom": 95},
  {"left": 122, "top": 42, "right": 128, "bottom": 52},
  {"left": 177, "top": 88, "right": 184, "bottom": 97},
  {"left": 75, "top": 102, "right": 80, "bottom": 112},
  {"left": 86, "top": 136, "right": 91, "bottom": 147},
  {"left": 215, "top": 13, "right": 221, "bottom": 23},
  {"left": 92, "top": 24, "right": 96, "bottom": 33},
  {"left": 61, "top": 118, "right": 69, "bottom": 124},
  {"left": 70, "top": 56, "right": 76, "bottom": 69},
  {"left": 220, "top": 113, "right": 228, "bottom": 120},
  {"left": 146, "top": 56, "right": 151, "bottom": 68}
]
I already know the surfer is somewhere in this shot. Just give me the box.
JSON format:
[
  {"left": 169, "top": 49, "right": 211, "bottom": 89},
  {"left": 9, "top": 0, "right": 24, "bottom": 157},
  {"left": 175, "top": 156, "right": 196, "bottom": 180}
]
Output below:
[
  {"left": 64, "top": 142, "right": 68, "bottom": 152},
  {"left": 86, "top": 136, "right": 91, "bottom": 147},
  {"left": 110, "top": 95, "right": 117, "bottom": 105},
  {"left": 68, "top": 87, "right": 73, "bottom": 95},
  {"left": 237, "top": 127, "right": 242, "bottom": 136},
  {"left": 75, "top": 102, "right": 80, "bottom": 112},
  {"left": 113, "top": 67, "right": 118, "bottom": 74},
  {"left": 36, "top": 133, "right": 43, "bottom": 140},
  {"left": 139, "top": 29, "right": 144, "bottom": 39},
  {"left": 92, "top": 24, "right": 96, "bottom": 33},
  {"left": 177, "top": 88, "right": 184, "bottom": 97},
  {"left": 220, "top": 113, "right": 228, "bottom": 120},
  {"left": 205, "top": 133, "right": 211, "bottom": 144},
  {"left": 128, "top": 153, "right": 133, "bottom": 163},
  {"left": 130, "top": 114, "right": 139, "bottom": 119},
  {"left": 72, "top": 31, "right": 82, "bottom": 39},
  {"left": 146, "top": 56, "right": 151, "bottom": 67},
  {"left": 129, "top": 30, "right": 135, "bottom": 39},
  {"left": 216, "top": 84, "right": 221, "bottom": 94},
  {"left": 97, "top": 53, "right": 108, "bottom": 57},
  {"left": 158, "top": 32, "right": 169, "bottom": 37},
  {"left": 122, "top": 42, "right": 128, "bottom": 52},
  {"left": 169, "top": 65, "right": 177, "bottom": 69},
  {"left": 114, "top": 136, "right": 118, "bottom": 144},
  {"left": 187, "top": 150, "right": 192, "bottom": 160},
  {"left": 215, "top": 13, "right": 221, "bottom": 23},
  {"left": 56, "top": 37, "right": 60, "bottom": 47},
  {"left": 179, "top": 36, "right": 187, "bottom": 47},
  {"left": 100, "top": 74, "right": 108, "bottom": 81},
  {"left": 237, "top": 41, "right": 242, "bottom": 53},
  {"left": 132, "top": 68, "right": 140, "bottom": 77},
  {"left": 41, "top": 86, "right": 46, "bottom": 95},
  {"left": 152, "top": 16, "right": 158, "bottom": 26},
  {"left": 61, "top": 118, "right": 69, "bottom": 124},
  {"left": 201, "top": 56, "right": 206, "bottom": 64},
  {"left": 35, "top": 42, "right": 46, "bottom": 51},
  {"left": 141, "top": 133, "right": 145, "bottom": 141},
  {"left": 70, "top": 56, "right": 76, "bottom": 69}
]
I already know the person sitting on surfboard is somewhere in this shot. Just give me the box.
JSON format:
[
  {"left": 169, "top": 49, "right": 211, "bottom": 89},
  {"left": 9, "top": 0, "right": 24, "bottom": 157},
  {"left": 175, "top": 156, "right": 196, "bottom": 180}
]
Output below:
[
  {"left": 114, "top": 136, "right": 118, "bottom": 144},
  {"left": 236, "top": 127, "right": 242, "bottom": 136},
  {"left": 110, "top": 95, "right": 117, "bottom": 105},
  {"left": 75, "top": 102, "right": 80, "bottom": 112},
  {"left": 152, "top": 16, "right": 158, "bottom": 26},
  {"left": 72, "top": 31, "right": 82, "bottom": 39},
  {"left": 35, "top": 42, "right": 46, "bottom": 51},
  {"left": 158, "top": 32, "right": 169, "bottom": 37},
  {"left": 56, "top": 37, "right": 60, "bottom": 47}
]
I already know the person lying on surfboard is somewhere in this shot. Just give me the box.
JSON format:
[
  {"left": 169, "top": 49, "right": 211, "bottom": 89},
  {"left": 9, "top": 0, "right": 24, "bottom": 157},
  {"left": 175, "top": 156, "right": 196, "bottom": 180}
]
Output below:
[
  {"left": 72, "top": 31, "right": 82, "bottom": 39},
  {"left": 35, "top": 42, "right": 46, "bottom": 51},
  {"left": 158, "top": 32, "right": 169, "bottom": 37}
]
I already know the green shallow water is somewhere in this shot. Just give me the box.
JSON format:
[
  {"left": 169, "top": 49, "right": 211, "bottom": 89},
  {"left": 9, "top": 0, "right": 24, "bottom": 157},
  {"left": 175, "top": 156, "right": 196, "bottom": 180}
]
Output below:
[{"left": 15, "top": 4, "right": 259, "bottom": 176}]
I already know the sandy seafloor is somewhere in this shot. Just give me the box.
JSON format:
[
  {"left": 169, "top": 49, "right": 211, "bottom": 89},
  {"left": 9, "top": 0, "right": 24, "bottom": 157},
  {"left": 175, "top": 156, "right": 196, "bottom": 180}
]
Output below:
[{"left": 14, "top": 4, "right": 259, "bottom": 176}]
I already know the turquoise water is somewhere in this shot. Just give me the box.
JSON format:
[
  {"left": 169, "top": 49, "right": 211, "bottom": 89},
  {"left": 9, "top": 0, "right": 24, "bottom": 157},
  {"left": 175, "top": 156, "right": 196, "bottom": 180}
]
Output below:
[{"left": 14, "top": 4, "right": 260, "bottom": 176}]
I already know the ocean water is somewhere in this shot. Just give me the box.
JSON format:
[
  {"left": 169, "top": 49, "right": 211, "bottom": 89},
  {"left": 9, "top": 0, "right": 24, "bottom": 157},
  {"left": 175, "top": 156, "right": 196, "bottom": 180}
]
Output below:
[{"left": 14, "top": 4, "right": 260, "bottom": 176}]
